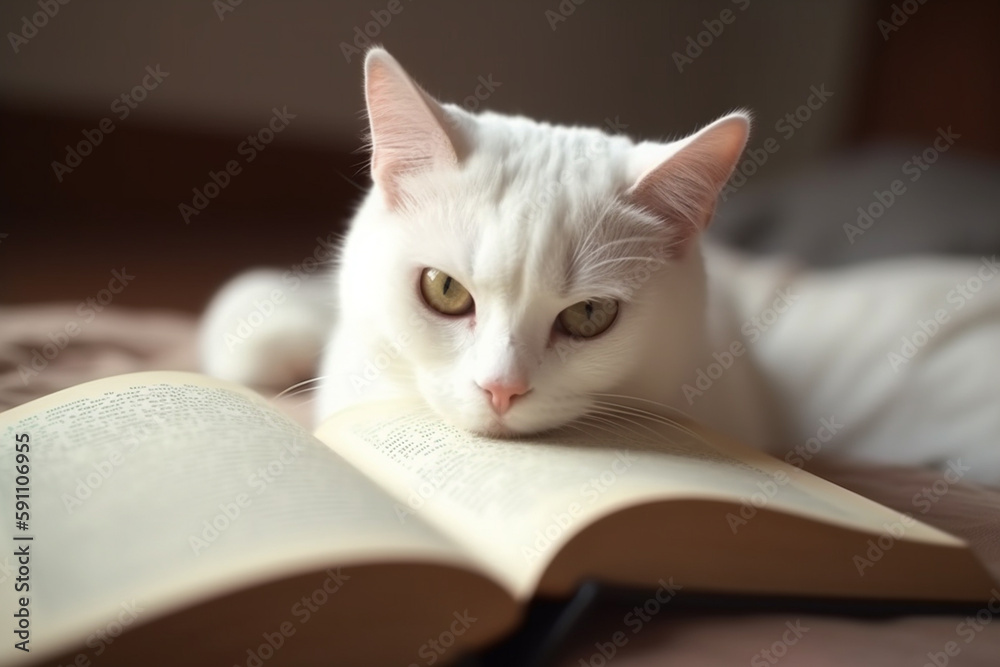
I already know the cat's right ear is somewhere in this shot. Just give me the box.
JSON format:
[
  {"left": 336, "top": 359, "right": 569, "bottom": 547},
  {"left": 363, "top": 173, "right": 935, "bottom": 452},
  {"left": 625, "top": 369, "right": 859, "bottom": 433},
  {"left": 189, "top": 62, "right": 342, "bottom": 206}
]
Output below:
[
  {"left": 364, "top": 48, "right": 464, "bottom": 209},
  {"left": 626, "top": 112, "right": 750, "bottom": 255}
]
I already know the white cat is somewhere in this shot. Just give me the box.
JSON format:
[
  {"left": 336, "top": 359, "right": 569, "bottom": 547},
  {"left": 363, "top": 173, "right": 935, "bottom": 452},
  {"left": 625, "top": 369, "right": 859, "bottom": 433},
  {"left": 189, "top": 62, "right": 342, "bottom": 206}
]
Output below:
[{"left": 201, "top": 49, "right": 1000, "bottom": 483}]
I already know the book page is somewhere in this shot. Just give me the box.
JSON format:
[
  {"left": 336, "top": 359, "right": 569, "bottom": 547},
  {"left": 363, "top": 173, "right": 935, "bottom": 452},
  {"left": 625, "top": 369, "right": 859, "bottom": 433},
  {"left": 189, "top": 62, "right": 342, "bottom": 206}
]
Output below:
[
  {"left": 317, "top": 400, "right": 966, "bottom": 598},
  {"left": 0, "top": 372, "right": 477, "bottom": 664}
]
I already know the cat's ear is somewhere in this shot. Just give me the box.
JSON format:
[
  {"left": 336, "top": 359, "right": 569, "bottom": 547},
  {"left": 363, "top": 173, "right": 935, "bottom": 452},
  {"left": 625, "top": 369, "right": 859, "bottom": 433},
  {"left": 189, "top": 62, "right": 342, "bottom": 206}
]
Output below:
[
  {"left": 364, "top": 48, "right": 463, "bottom": 208},
  {"left": 626, "top": 111, "right": 750, "bottom": 253}
]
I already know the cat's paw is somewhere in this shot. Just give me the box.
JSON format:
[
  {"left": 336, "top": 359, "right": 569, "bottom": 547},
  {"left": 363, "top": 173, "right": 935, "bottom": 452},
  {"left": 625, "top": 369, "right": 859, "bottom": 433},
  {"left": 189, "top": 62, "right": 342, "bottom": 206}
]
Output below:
[{"left": 200, "top": 269, "right": 332, "bottom": 389}]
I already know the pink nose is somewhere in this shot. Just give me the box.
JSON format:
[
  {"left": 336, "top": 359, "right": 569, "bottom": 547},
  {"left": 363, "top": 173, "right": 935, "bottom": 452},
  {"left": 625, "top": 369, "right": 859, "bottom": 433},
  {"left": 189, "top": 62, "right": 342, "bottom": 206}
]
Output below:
[{"left": 480, "top": 380, "right": 530, "bottom": 415}]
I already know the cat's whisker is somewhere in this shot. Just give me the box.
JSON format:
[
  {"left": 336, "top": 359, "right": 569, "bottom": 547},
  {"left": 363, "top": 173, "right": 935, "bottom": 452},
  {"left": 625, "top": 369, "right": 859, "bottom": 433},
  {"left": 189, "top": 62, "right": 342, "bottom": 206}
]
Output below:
[
  {"left": 572, "top": 414, "right": 638, "bottom": 441},
  {"left": 580, "top": 406, "right": 658, "bottom": 435},
  {"left": 590, "top": 392, "right": 700, "bottom": 423},
  {"left": 583, "top": 235, "right": 666, "bottom": 254},
  {"left": 554, "top": 421, "right": 590, "bottom": 438},
  {"left": 571, "top": 201, "right": 620, "bottom": 262},
  {"left": 587, "top": 408, "right": 689, "bottom": 448},
  {"left": 590, "top": 398, "right": 694, "bottom": 429},
  {"left": 583, "top": 255, "right": 669, "bottom": 272},
  {"left": 336, "top": 170, "right": 369, "bottom": 192},
  {"left": 579, "top": 413, "right": 645, "bottom": 438},
  {"left": 590, "top": 400, "right": 696, "bottom": 435},
  {"left": 590, "top": 398, "right": 685, "bottom": 423},
  {"left": 280, "top": 387, "right": 324, "bottom": 400},
  {"left": 585, "top": 406, "right": 668, "bottom": 441},
  {"left": 588, "top": 400, "right": 712, "bottom": 449},
  {"left": 273, "top": 377, "right": 328, "bottom": 400},
  {"left": 571, "top": 420, "right": 629, "bottom": 442}
]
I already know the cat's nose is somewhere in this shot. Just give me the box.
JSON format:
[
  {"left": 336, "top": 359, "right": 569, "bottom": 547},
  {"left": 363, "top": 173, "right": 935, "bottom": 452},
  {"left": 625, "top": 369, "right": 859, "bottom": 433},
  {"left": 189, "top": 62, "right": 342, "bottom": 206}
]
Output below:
[{"left": 480, "top": 380, "right": 530, "bottom": 415}]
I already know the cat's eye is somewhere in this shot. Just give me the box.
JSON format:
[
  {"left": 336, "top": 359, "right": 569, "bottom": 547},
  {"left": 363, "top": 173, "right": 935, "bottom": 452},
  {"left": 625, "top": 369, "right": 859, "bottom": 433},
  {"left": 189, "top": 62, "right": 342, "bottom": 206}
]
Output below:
[
  {"left": 420, "top": 268, "right": 474, "bottom": 316},
  {"left": 557, "top": 299, "right": 619, "bottom": 338}
]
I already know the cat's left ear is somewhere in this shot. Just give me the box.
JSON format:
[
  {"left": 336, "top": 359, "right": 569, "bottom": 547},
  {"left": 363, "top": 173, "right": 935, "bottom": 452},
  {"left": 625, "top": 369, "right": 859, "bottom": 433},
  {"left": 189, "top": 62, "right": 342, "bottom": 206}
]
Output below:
[
  {"left": 626, "top": 111, "right": 750, "bottom": 253},
  {"left": 364, "top": 48, "right": 465, "bottom": 209}
]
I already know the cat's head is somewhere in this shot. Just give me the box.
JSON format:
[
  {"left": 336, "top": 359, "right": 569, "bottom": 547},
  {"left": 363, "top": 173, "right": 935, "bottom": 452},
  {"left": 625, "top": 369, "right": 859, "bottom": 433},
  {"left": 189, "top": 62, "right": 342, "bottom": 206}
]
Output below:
[{"left": 337, "top": 48, "right": 749, "bottom": 436}]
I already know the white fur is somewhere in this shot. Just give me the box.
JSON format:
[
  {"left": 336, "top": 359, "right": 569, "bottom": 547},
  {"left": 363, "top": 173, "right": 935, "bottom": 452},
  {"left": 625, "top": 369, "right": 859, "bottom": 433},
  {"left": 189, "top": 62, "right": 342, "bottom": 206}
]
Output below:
[
  {"left": 200, "top": 49, "right": 1000, "bottom": 483},
  {"left": 200, "top": 269, "right": 333, "bottom": 388}
]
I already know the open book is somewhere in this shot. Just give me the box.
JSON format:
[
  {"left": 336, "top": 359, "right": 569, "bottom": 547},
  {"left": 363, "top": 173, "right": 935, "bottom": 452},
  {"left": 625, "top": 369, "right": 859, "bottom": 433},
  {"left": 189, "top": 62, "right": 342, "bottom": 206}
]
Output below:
[{"left": 0, "top": 372, "right": 993, "bottom": 667}]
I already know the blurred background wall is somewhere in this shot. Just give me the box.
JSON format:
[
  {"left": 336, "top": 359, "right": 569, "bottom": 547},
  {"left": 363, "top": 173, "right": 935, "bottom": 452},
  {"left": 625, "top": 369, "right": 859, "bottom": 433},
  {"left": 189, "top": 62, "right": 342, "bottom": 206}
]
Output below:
[{"left": 1, "top": 0, "right": 998, "bottom": 311}]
